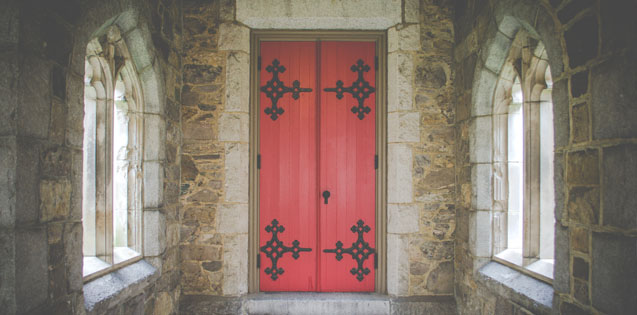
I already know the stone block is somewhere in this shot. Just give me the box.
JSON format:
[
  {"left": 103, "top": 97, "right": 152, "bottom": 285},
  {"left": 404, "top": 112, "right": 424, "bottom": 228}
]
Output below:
[
  {"left": 419, "top": 126, "right": 454, "bottom": 154},
  {"left": 602, "top": 144, "right": 637, "bottom": 229},
  {"left": 471, "top": 163, "right": 492, "bottom": 211},
  {"left": 557, "top": 0, "right": 594, "bottom": 25},
  {"left": 63, "top": 222, "right": 83, "bottom": 291},
  {"left": 471, "top": 67, "right": 497, "bottom": 116},
  {"left": 600, "top": 0, "right": 637, "bottom": 54},
  {"left": 404, "top": 0, "right": 419, "bottom": 23},
  {"left": 570, "top": 71, "right": 588, "bottom": 98},
  {"left": 0, "top": 229, "right": 15, "bottom": 313},
  {"left": 388, "top": 204, "right": 419, "bottom": 234},
  {"left": 591, "top": 54, "right": 637, "bottom": 140},
  {"left": 481, "top": 31, "right": 512, "bottom": 74},
  {"left": 571, "top": 103, "right": 589, "bottom": 143},
  {"left": 0, "top": 53, "right": 17, "bottom": 136},
  {"left": 415, "top": 63, "right": 448, "bottom": 90},
  {"left": 140, "top": 62, "right": 164, "bottom": 114},
  {"left": 218, "top": 23, "right": 249, "bottom": 53},
  {"left": 567, "top": 186, "right": 599, "bottom": 225},
  {"left": 143, "top": 161, "right": 164, "bottom": 208},
  {"left": 182, "top": 120, "right": 216, "bottom": 140},
  {"left": 225, "top": 52, "right": 250, "bottom": 113},
  {"left": 567, "top": 149, "right": 598, "bottom": 185},
  {"left": 218, "top": 113, "right": 249, "bottom": 142},
  {"left": 564, "top": 15, "right": 598, "bottom": 69},
  {"left": 553, "top": 223, "right": 569, "bottom": 294},
  {"left": 387, "top": 234, "right": 409, "bottom": 296},
  {"left": 570, "top": 226, "right": 588, "bottom": 254},
  {"left": 15, "top": 227, "right": 47, "bottom": 314},
  {"left": 592, "top": 233, "right": 637, "bottom": 314},
  {"left": 469, "top": 210, "right": 492, "bottom": 257},
  {"left": 554, "top": 153, "right": 566, "bottom": 222},
  {"left": 388, "top": 112, "right": 420, "bottom": 143},
  {"left": 388, "top": 24, "right": 420, "bottom": 52},
  {"left": 144, "top": 114, "right": 166, "bottom": 161},
  {"left": 388, "top": 52, "right": 413, "bottom": 112},
  {"left": 222, "top": 234, "right": 248, "bottom": 295},
  {"left": 0, "top": 137, "right": 16, "bottom": 227},
  {"left": 552, "top": 79, "right": 569, "bottom": 148},
  {"left": 39, "top": 179, "right": 71, "bottom": 222},
  {"left": 18, "top": 57, "right": 51, "bottom": 139},
  {"left": 224, "top": 143, "right": 249, "bottom": 203},
  {"left": 183, "top": 64, "right": 223, "bottom": 85},
  {"left": 235, "top": 0, "right": 402, "bottom": 30},
  {"left": 14, "top": 139, "right": 40, "bottom": 224},
  {"left": 217, "top": 203, "right": 248, "bottom": 234},
  {"left": 572, "top": 256, "right": 588, "bottom": 281},
  {"left": 425, "top": 261, "right": 453, "bottom": 294},
  {"left": 387, "top": 144, "right": 413, "bottom": 203},
  {"left": 144, "top": 210, "right": 166, "bottom": 256},
  {"left": 469, "top": 116, "right": 492, "bottom": 163},
  {"left": 124, "top": 27, "right": 154, "bottom": 73}
]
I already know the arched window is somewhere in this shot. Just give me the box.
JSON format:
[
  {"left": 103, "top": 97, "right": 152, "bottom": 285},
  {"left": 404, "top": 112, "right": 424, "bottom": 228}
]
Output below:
[
  {"left": 492, "top": 32, "right": 555, "bottom": 281},
  {"left": 82, "top": 26, "right": 144, "bottom": 279}
]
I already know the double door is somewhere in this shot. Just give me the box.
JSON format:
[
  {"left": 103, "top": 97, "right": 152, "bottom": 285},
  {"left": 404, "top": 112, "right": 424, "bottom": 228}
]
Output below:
[{"left": 258, "top": 41, "right": 377, "bottom": 292}]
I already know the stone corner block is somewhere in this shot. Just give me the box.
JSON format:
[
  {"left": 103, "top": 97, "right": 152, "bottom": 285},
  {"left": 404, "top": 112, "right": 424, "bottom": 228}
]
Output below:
[
  {"left": 387, "top": 233, "right": 409, "bottom": 296},
  {"left": 217, "top": 203, "right": 249, "bottom": 234},
  {"left": 219, "top": 113, "right": 249, "bottom": 142},
  {"left": 469, "top": 116, "right": 493, "bottom": 163},
  {"left": 143, "top": 161, "right": 164, "bottom": 208},
  {"left": 404, "top": 0, "right": 420, "bottom": 23},
  {"left": 225, "top": 52, "right": 250, "bottom": 113},
  {"left": 471, "top": 163, "right": 492, "bottom": 211},
  {"left": 469, "top": 210, "right": 492, "bottom": 257},
  {"left": 388, "top": 24, "right": 420, "bottom": 52},
  {"left": 223, "top": 234, "right": 248, "bottom": 296},
  {"left": 218, "top": 23, "right": 250, "bottom": 53},
  {"left": 388, "top": 143, "right": 413, "bottom": 203},
  {"left": 388, "top": 52, "right": 414, "bottom": 112},
  {"left": 388, "top": 203, "right": 420, "bottom": 234},
  {"left": 224, "top": 143, "right": 249, "bottom": 203},
  {"left": 388, "top": 112, "right": 420, "bottom": 143},
  {"left": 143, "top": 210, "right": 166, "bottom": 256}
]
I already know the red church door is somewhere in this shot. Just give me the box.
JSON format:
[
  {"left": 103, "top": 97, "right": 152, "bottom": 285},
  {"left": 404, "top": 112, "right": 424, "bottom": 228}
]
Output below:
[{"left": 259, "top": 41, "right": 377, "bottom": 292}]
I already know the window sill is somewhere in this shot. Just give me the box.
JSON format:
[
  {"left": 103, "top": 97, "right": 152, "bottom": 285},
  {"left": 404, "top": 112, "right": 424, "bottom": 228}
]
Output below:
[
  {"left": 494, "top": 249, "right": 554, "bottom": 284},
  {"left": 476, "top": 261, "right": 553, "bottom": 315},
  {"left": 83, "top": 247, "right": 142, "bottom": 281},
  {"left": 83, "top": 260, "right": 158, "bottom": 314}
]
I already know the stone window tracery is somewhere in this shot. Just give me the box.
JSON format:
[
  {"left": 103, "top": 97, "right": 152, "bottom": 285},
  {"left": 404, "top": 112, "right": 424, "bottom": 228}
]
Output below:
[
  {"left": 82, "top": 26, "right": 144, "bottom": 280},
  {"left": 492, "top": 32, "right": 555, "bottom": 281}
]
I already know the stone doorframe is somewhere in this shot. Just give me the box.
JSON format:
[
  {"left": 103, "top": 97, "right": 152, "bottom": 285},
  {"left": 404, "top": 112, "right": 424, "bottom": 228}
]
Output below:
[
  {"left": 216, "top": 0, "right": 423, "bottom": 296},
  {"left": 247, "top": 30, "right": 388, "bottom": 293}
]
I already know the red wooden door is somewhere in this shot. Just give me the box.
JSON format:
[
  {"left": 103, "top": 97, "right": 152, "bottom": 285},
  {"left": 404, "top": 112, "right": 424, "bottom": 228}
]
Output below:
[{"left": 259, "top": 41, "right": 376, "bottom": 292}]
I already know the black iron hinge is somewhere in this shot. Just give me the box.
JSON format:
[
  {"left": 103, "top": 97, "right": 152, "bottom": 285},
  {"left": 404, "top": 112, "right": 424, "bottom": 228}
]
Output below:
[
  {"left": 258, "top": 56, "right": 261, "bottom": 71},
  {"left": 374, "top": 253, "right": 378, "bottom": 269},
  {"left": 257, "top": 253, "right": 261, "bottom": 268},
  {"left": 374, "top": 154, "right": 378, "bottom": 169},
  {"left": 257, "top": 154, "right": 261, "bottom": 169},
  {"left": 375, "top": 56, "right": 378, "bottom": 70}
]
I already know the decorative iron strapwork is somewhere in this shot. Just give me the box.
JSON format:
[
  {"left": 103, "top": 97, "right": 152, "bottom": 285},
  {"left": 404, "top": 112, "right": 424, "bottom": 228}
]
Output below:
[
  {"left": 323, "top": 59, "right": 376, "bottom": 120},
  {"left": 260, "top": 219, "right": 312, "bottom": 280},
  {"left": 260, "top": 59, "right": 313, "bottom": 121},
  {"left": 323, "top": 219, "right": 375, "bottom": 281}
]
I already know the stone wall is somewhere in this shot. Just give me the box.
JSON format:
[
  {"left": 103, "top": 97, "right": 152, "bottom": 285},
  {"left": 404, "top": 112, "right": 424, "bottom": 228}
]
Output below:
[
  {"left": 179, "top": 0, "right": 457, "bottom": 309},
  {"left": 453, "top": 0, "right": 637, "bottom": 314},
  {"left": 0, "top": 0, "right": 183, "bottom": 313}
]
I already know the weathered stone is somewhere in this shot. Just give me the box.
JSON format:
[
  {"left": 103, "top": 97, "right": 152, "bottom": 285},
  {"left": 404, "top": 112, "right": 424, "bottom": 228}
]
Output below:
[
  {"left": 224, "top": 143, "right": 249, "bottom": 203},
  {"left": 415, "top": 64, "right": 447, "bottom": 89},
  {"left": 144, "top": 211, "right": 166, "bottom": 256},
  {"left": 570, "top": 226, "right": 588, "bottom": 254},
  {"left": 217, "top": 203, "right": 248, "bottom": 234},
  {"left": 469, "top": 210, "right": 491, "bottom": 257},
  {"left": 222, "top": 234, "right": 248, "bottom": 295},
  {"left": 236, "top": 0, "right": 402, "bottom": 30},
  {"left": 570, "top": 71, "right": 588, "bottom": 98},
  {"left": 388, "top": 144, "right": 413, "bottom": 203},
  {"left": 572, "top": 256, "right": 588, "bottom": 280},
  {"left": 183, "top": 120, "right": 216, "bottom": 140},
  {"left": 470, "top": 116, "right": 492, "bottom": 163},
  {"left": 591, "top": 54, "right": 637, "bottom": 139},
  {"left": 388, "top": 112, "right": 420, "bottom": 143},
  {"left": 39, "top": 179, "right": 71, "bottom": 222},
  {"left": 225, "top": 52, "right": 250, "bottom": 112},
  {"left": 567, "top": 186, "right": 599, "bottom": 225},
  {"left": 388, "top": 204, "right": 419, "bottom": 234},
  {"left": 184, "top": 64, "right": 223, "bottom": 85},
  {"left": 218, "top": 23, "right": 249, "bottom": 52},
  {"left": 144, "top": 114, "right": 166, "bottom": 161},
  {"left": 388, "top": 52, "right": 414, "bottom": 112},
  {"left": 573, "top": 278, "right": 589, "bottom": 305},
  {"left": 388, "top": 24, "right": 420, "bottom": 52},
  {"left": 202, "top": 261, "right": 222, "bottom": 272},
  {"left": 154, "top": 292, "right": 174, "bottom": 315},
  {"left": 592, "top": 233, "right": 637, "bottom": 314},
  {"left": 567, "top": 149, "right": 598, "bottom": 185},
  {"left": 181, "top": 245, "right": 222, "bottom": 261},
  {"left": 218, "top": 113, "right": 249, "bottom": 142},
  {"left": 18, "top": 57, "right": 51, "bottom": 139},
  {"left": 471, "top": 164, "right": 492, "bottom": 210},
  {"left": 602, "top": 144, "right": 637, "bottom": 229},
  {"left": 571, "top": 103, "right": 589, "bottom": 143},
  {"left": 560, "top": 301, "right": 586, "bottom": 315},
  {"left": 557, "top": 0, "right": 594, "bottom": 25},
  {"left": 387, "top": 234, "right": 409, "bottom": 296},
  {"left": 14, "top": 227, "right": 47, "bottom": 314},
  {"left": 554, "top": 223, "right": 570, "bottom": 294},
  {"left": 564, "top": 15, "right": 598, "bottom": 69},
  {"left": 143, "top": 161, "right": 163, "bottom": 208},
  {"left": 552, "top": 79, "right": 570, "bottom": 148},
  {"left": 410, "top": 261, "right": 429, "bottom": 276},
  {"left": 471, "top": 67, "right": 497, "bottom": 117},
  {"left": 425, "top": 261, "right": 453, "bottom": 294},
  {"left": 599, "top": 0, "right": 637, "bottom": 54}
]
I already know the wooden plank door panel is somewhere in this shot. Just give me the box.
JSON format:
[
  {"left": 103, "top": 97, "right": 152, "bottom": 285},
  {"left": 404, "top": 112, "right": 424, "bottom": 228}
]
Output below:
[
  {"left": 318, "top": 41, "right": 376, "bottom": 292},
  {"left": 259, "top": 41, "right": 318, "bottom": 291}
]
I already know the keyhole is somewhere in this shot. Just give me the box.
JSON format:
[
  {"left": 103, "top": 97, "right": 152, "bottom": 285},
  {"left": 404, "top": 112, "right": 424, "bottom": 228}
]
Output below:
[{"left": 322, "top": 190, "right": 331, "bottom": 204}]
